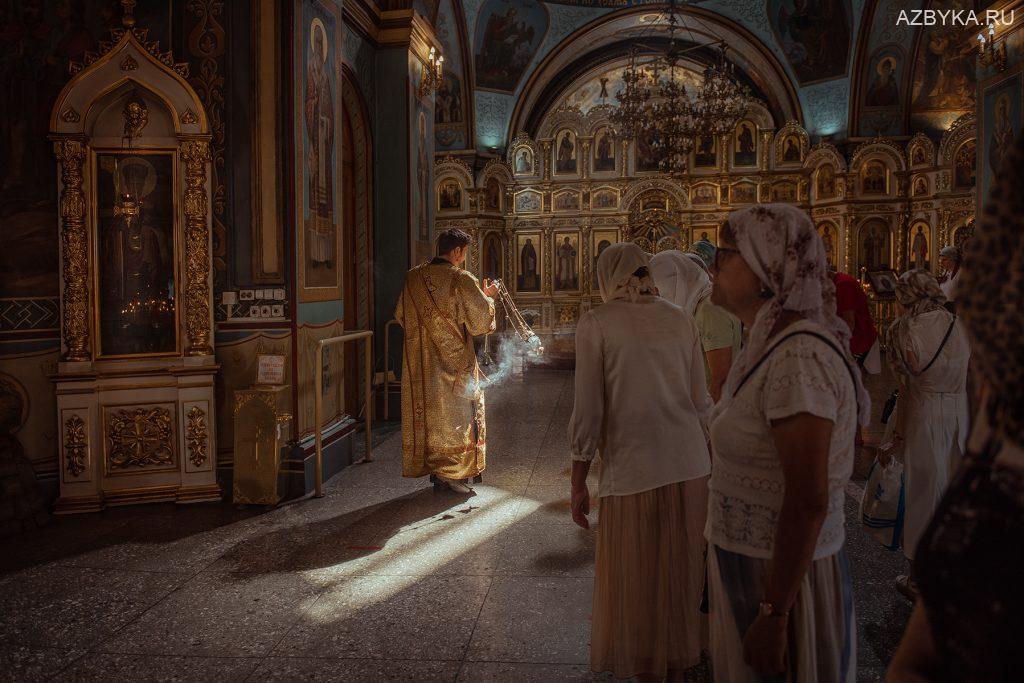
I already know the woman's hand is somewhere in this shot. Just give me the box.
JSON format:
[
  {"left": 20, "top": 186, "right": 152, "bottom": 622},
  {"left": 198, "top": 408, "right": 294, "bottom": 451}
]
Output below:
[
  {"left": 743, "top": 613, "right": 788, "bottom": 676},
  {"left": 570, "top": 484, "right": 590, "bottom": 529}
]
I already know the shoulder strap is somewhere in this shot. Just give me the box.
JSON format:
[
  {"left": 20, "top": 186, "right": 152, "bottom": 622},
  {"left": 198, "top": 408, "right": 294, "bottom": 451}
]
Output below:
[
  {"left": 732, "top": 330, "right": 856, "bottom": 399},
  {"left": 915, "top": 315, "right": 957, "bottom": 376}
]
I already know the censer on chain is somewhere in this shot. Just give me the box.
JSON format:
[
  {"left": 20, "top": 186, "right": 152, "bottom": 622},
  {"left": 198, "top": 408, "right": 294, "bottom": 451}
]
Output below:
[{"left": 482, "top": 279, "right": 543, "bottom": 366}]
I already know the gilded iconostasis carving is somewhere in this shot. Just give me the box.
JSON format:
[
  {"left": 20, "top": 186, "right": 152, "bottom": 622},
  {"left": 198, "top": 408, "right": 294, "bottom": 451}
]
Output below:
[{"left": 436, "top": 101, "right": 976, "bottom": 336}]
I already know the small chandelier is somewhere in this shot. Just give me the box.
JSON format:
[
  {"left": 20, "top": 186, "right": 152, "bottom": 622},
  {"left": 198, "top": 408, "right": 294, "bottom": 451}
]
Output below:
[
  {"left": 418, "top": 46, "right": 444, "bottom": 98},
  {"left": 609, "top": 0, "right": 751, "bottom": 174}
]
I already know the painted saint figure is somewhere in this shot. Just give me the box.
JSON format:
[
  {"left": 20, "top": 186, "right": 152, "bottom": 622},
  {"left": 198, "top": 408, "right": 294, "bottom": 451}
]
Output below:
[
  {"left": 911, "top": 226, "right": 929, "bottom": 269},
  {"left": 782, "top": 136, "right": 801, "bottom": 163},
  {"left": 954, "top": 141, "right": 976, "bottom": 189},
  {"left": 595, "top": 131, "right": 614, "bottom": 172},
  {"left": 556, "top": 236, "right": 578, "bottom": 290},
  {"left": 518, "top": 238, "right": 539, "bottom": 291},
  {"left": 735, "top": 123, "right": 756, "bottom": 166},
  {"left": 516, "top": 149, "right": 531, "bottom": 174},
  {"left": 866, "top": 55, "right": 899, "bottom": 108},
  {"left": 395, "top": 229, "right": 498, "bottom": 494},
  {"left": 305, "top": 19, "right": 335, "bottom": 266},
  {"left": 556, "top": 132, "right": 577, "bottom": 173}
]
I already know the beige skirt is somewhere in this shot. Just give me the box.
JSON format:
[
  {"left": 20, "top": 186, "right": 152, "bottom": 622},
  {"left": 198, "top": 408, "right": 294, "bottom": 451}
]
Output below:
[{"left": 591, "top": 476, "right": 709, "bottom": 679}]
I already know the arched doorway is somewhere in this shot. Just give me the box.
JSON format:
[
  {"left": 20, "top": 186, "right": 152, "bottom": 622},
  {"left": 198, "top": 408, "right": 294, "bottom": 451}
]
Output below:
[{"left": 341, "top": 70, "right": 374, "bottom": 417}]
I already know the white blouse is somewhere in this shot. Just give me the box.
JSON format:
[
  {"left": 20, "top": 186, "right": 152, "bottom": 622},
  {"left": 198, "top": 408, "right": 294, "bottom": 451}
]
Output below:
[
  {"left": 569, "top": 296, "right": 713, "bottom": 498},
  {"left": 706, "top": 320, "right": 857, "bottom": 560}
]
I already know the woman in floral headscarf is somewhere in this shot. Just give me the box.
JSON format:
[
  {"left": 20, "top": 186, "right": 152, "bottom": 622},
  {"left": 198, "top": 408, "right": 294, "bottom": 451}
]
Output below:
[
  {"left": 705, "top": 204, "right": 868, "bottom": 682},
  {"left": 569, "top": 242, "right": 714, "bottom": 681},
  {"left": 881, "top": 269, "right": 970, "bottom": 596},
  {"left": 889, "top": 131, "right": 1024, "bottom": 682}
]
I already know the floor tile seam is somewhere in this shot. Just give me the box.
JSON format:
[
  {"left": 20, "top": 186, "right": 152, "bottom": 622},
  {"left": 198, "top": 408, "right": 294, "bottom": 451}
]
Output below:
[
  {"left": 252, "top": 590, "right": 335, "bottom": 665},
  {"left": 79, "top": 564, "right": 209, "bottom": 656},
  {"left": 454, "top": 574, "right": 496, "bottom": 680},
  {"left": 49, "top": 647, "right": 92, "bottom": 679},
  {"left": 248, "top": 654, "right": 466, "bottom": 662},
  {"left": 52, "top": 562, "right": 202, "bottom": 575}
]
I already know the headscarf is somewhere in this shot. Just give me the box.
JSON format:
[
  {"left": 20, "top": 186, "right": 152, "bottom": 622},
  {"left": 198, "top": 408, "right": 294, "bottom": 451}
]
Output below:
[
  {"left": 885, "top": 269, "right": 950, "bottom": 382},
  {"left": 939, "top": 245, "right": 962, "bottom": 263},
  {"left": 597, "top": 242, "right": 656, "bottom": 303},
  {"left": 690, "top": 239, "right": 717, "bottom": 269},
  {"left": 715, "top": 204, "right": 871, "bottom": 425},
  {"left": 649, "top": 249, "right": 712, "bottom": 314},
  {"left": 958, "top": 129, "right": 1024, "bottom": 442}
]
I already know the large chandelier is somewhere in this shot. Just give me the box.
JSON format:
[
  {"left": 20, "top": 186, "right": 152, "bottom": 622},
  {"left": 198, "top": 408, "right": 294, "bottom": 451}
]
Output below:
[{"left": 609, "top": 0, "right": 751, "bottom": 174}]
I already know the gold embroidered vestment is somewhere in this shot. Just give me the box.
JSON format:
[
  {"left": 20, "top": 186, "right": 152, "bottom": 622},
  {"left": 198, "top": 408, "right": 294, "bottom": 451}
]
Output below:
[{"left": 394, "top": 262, "right": 495, "bottom": 479}]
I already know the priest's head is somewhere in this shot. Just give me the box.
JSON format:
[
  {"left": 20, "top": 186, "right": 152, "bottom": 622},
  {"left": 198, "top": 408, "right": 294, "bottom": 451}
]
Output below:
[{"left": 437, "top": 228, "right": 472, "bottom": 266}]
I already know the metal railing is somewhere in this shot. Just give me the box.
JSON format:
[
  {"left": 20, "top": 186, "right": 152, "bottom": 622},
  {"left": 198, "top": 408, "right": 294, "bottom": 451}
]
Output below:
[
  {"left": 314, "top": 329, "right": 374, "bottom": 497},
  {"left": 382, "top": 319, "right": 403, "bottom": 420}
]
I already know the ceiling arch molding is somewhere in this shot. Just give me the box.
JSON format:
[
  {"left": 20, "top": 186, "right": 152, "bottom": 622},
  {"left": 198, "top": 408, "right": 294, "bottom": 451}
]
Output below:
[{"left": 506, "top": 4, "right": 803, "bottom": 146}]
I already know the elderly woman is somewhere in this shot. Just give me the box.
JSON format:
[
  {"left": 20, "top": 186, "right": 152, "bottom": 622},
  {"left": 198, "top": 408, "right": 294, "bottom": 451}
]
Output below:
[
  {"left": 650, "top": 249, "right": 740, "bottom": 401},
  {"left": 569, "top": 242, "right": 713, "bottom": 681},
  {"left": 706, "top": 204, "right": 869, "bottom": 682},
  {"left": 882, "top": 270, "right": 970, "bottom": 593},
  {"left": 888, "top": 126, "right": 1024, "bottom": 683}
]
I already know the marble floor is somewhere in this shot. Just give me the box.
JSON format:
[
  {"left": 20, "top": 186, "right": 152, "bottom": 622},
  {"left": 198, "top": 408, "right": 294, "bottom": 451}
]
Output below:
[{"left": 0, "top": 367, "right": 908, "bottom": 682}]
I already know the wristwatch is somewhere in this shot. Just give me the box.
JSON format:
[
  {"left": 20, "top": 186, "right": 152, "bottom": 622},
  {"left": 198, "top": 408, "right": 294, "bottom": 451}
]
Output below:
[{"left": 758, "top": 600, "right": 790, "bottom": 619}]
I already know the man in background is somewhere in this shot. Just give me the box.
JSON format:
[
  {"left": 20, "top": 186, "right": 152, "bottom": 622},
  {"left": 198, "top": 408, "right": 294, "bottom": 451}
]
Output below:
[
  {"left": 395, "top": 229, "right": 498, "bottom": 494},
  {"left": 832, "top": 268, "right": 878, "bottom": 366}
]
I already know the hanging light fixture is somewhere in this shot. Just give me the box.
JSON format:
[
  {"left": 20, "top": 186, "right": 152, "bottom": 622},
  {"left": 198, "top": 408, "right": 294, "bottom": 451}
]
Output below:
[
  {"left": 694, "top": 45, "right": 750, "bottom": 136},
  {"left": 609, "top": 0, "right": 751, "bottom": 174}
]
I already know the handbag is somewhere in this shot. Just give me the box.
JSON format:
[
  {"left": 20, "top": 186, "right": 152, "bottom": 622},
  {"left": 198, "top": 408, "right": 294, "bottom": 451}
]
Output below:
[{"left": 859, "top": 456, "right": 905, "bottom": 550}]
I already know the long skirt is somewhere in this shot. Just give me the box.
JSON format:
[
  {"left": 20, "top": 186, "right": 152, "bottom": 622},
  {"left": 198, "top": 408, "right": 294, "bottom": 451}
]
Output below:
[
  {"left": 591, "top": 477, "right": 709, "bottom": 679},
  {"left": 707, "top": 545, "right": 856, "bottom": 683}
]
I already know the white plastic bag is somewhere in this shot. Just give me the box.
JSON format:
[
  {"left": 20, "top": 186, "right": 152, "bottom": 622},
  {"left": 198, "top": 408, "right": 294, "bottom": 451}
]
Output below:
[{"left": 859, "top": 456, "right": 905, "bottom": 550}]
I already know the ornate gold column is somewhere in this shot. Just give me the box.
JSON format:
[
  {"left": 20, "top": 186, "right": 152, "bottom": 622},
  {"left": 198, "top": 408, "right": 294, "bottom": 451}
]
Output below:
[
  {"left": 181, "top": 139, "right": 213, "bottom": 356},
  {"left": 54, "top": 139, "right": 91, "bottom": 362}
]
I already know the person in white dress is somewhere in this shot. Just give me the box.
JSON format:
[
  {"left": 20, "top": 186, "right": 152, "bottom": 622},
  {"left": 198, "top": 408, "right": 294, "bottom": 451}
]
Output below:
[
  {"left": 881, "top": 269, "right": 970, "bottom": 592},
  {"left": 569, "top": 242, "right": 713, "bottom": 681},
  {"left": 705, "top": 204, "right": 870, "bottom": 683}
]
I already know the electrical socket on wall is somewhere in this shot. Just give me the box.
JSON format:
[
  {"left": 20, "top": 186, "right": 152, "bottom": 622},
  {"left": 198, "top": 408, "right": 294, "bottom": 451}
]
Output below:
[
  {"left": 271, "top": 304, "right": 284, "bottom": 317},
  {"left": 239, "top": 290, "right": 255, "bottom": 300}
]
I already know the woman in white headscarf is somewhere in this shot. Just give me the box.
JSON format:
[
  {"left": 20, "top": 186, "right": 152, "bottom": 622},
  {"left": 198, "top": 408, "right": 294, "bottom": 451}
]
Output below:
[
  {"left": 881, "top": 269, "right": 970, "bottom": 594},
  {"left": 569, "top": 242, "right": 713, "bottom": 681},
  {"left": 705, "top": 205, "right": 868, "bottom": 682},
  {"left": 651, "top": 249, "right": 741, "bottom": 400}
]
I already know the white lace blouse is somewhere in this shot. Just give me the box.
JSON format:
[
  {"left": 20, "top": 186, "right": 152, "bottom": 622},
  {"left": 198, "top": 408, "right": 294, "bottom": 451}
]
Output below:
[{"left": 705, "top": 320, "right": 857, "bottom": 560}]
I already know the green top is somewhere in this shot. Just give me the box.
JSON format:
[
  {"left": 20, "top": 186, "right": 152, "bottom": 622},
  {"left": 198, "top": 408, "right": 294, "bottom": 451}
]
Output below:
[{"left": 695, "top": 297, "right": 742, "bottom": 384}]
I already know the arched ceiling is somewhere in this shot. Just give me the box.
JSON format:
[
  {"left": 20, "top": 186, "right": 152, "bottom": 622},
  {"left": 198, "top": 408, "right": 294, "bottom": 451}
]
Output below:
[
  {"left": 523, "top": 42, "right": 780, "bottom": 135},
  {"left": 399, "top": 1, "right": 982, "bottom": 153},
  {"left": 510, "top": 7, "right": 799, "bottom": 140}
]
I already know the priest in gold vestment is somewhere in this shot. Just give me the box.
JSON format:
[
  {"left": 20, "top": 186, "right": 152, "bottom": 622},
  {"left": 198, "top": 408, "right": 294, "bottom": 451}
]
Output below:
[{"left": 395, "top": 229, "right": 498, "bottom": 493}]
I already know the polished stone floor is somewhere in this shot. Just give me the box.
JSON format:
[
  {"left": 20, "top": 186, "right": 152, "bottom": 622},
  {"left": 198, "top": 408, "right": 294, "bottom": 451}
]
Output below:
[{"left": 0, "top": 367, "right": 907, "bottom": 682}]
